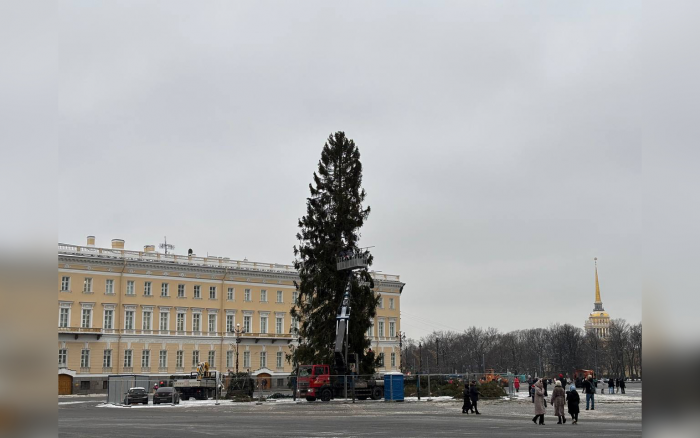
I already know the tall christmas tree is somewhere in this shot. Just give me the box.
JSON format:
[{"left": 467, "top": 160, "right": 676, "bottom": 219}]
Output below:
[{"left": 290, "top": 131, "right": 379, "bottom": 374}]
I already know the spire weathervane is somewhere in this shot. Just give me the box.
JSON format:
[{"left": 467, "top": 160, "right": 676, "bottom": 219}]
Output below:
[{"left": 594, "top": 257, "right": 604, "bottom": 311}]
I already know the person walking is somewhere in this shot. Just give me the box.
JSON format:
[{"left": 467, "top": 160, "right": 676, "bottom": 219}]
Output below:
[
  {"left": 529, "top": 376, "right": 535, "bottom": 403},
  {"left": 461, "top": 383, "right": 473, "bottom": 414},
  {"left": 543, "top": 378, "right": 548, "bottom": 397},
  {"left": 566, "top": 384, "right": 580, "bottom": 424},
  {"left": 514, "top": 377, "right": 520, "bottom": 393},
  {"left": 551, "top": 380, "right": 566, "bottom": 424},
  {"left": 469, "top": 381, "right": 481, "bottom": 414},
  {"left": 532, "top": 379, "right": 546, "bottom": 425},
  {"left": 620, "top": 377, "right": 626, "bottom": 394},
  {"left": 582, "top": 375, "right": 595, "bottom": 410},
  {"left": 616, "top": 377, "right": 621, "bottom": 393},
  {"left": 608, "top": 377, "right": 615, "bottom": 394}
]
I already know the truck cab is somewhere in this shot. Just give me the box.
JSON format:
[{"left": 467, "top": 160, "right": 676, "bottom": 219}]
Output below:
[{"left": 297, "top": 365, "right": 330, "bottom": 401}]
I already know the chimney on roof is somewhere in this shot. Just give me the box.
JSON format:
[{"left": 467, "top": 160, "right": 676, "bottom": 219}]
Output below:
[
  {"left": 87, "top": 236, "right": 95, "bottom": 247},
  {"left": 111, "top": 239, "right": 125, "bottom": 249},
  {"left": 144, "top": 245, "right": 155, "bottom": 253}
]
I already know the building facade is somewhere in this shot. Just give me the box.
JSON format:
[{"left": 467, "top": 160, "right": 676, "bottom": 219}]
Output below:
[
  {"left": 584, "top": 257, "right": 611, "bottom": 338},
  {"left": 57, "top": 237, "right": 404, "bottom": 395}
]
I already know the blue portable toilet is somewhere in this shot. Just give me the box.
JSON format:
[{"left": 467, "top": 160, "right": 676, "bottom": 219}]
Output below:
[{"left": 384, "top": 372, "right": 404, "bottom": 401}]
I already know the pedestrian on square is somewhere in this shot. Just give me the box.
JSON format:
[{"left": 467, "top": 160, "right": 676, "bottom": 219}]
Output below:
[
  {"left": 462, "top": 383, "right": 472, "bottom": 414},
  {"left": 616, "top": 377, "right": 621, "bottom": 393},
  {"left": 514, "top": 377, "right": 520, "bottom": 393},
  {"left": 582, "top": 375, "right": 595, "bottom": 410},
  {"left": 620, "top": 377, "right": 626, "bottom": 394},
  {"left": 608, "top": 377, "right": 615, "bottom": 394},
  {"left": 469, "top": 381, "right": 481, "bottom": 414},
  {"left": 551, "top": 380, "right": 566, "bottom": 424},
  {"left": 566, "top": 384, "right": 580, "bottom": 424},
  {"left": 532, "top": 379, "right": 546, "bottom": 425},
  {"left": 528, "top": 376, "right": 534, "bottom": 403},
  {"left": 543, "top": 378, "right": 548, "bottom": 397}
]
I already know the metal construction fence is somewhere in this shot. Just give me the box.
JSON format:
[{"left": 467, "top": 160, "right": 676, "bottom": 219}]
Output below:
[{"left": 106, "top": 374, "right": 150, "bottom": 405}]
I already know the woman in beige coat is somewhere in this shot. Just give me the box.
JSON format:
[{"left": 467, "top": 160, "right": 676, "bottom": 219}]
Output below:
[
  {"left": 532, "top": 379, "right": 546, "bottom": 425},
  {"left": 551, "top": 380, "right": 566, "bottom": 424}
]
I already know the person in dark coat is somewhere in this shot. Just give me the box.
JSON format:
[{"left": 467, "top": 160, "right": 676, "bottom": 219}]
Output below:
[
  {"left": 620, "top": 377, "right": 626, "bottom": 394},
  {"left": 551, "top": 380, "right": 566, "bottom": 424},
  {"left": 582, "top": 375, "right": 595, "bottom": 410},
  {"left": 608, "top": 377, "right": 615, "bottom": 394},
  {"left": 469, "top": 381, "right": 481, "bottom": 414},
  {"left": 532, "top": 379, "right": 546, "bottom": 425},
  {"left": 615, "top": 377, "right": 621, "bottom": 393},
  {"left": 566, "top": 384, "right": 580, "bottom": 424},
  {"left": 461, "top": 383, "right": 473, "bottom": 414},
  {"left": 543, "top": 378, "right": 548, "bottom": 397}
]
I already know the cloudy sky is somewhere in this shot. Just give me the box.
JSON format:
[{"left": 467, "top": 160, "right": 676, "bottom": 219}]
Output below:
[{"left": 53, "top": 0, "right": 669, "bottom": 339}]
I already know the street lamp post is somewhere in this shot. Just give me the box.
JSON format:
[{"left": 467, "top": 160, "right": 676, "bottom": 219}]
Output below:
[
  {"left": 397, "top": 331, "right": 406, "bottom": 373},
  {"left": 230, "top": 323, "right": 245, "bottom": 374}
]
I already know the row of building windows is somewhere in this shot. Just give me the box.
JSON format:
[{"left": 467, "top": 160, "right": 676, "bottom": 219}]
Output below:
[
  {"left": 59, "top": 307, "right": 299, "bottom": 334},
  {"left": 367, "top": 320, "right": 397, "bottom": 338},
  {"left": 59, "top": 348, "right": 287, "bottom": 370},
  {"left": 61, "top": 276, "right": 300, "bottom": 303}
]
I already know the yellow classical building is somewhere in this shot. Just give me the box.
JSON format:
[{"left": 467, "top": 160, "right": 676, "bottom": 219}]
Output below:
[
  {"left": 584, "top": 258, "right": 611, "bottom": 338},
  {"left": 57, "top": 237, "right": 404, "bottom": 395}
]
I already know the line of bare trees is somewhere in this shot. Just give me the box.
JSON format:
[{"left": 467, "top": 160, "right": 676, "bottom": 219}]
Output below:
[{"left": 400, "top": 319, "right": 641, "bottom": 379}]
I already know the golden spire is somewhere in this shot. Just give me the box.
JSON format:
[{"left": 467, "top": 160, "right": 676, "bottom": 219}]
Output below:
[{"left": 594, "top": 257, "right": 602, "bottom": 303}]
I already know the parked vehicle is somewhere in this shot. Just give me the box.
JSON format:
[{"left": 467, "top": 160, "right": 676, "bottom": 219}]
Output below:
[
  {"left": 124, "top": 387, "right": 149, "bottom": 405},
  {"left": 153, "top": 387, "right": 180, "bottom": 405},
  {"left": 266, "top": 392, "right": 291, "bottom": 399}
]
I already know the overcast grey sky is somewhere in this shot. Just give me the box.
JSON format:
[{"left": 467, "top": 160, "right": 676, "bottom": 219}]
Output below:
[{"left": 54, "top": 0, "right": 661, "bottom": 339}]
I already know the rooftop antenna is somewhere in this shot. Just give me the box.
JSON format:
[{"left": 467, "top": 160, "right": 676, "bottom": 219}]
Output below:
[{"left": 159, "top": 236, "right": 175, "bottom": 255}]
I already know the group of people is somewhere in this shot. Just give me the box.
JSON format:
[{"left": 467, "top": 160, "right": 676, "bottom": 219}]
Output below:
[
  {"left": 531, "top": 378, "right": 582, "bottom": 425},
  {"left": 461, "top": 381, "right": 481, "bottom": 415},
  {"left": 607, "top": 376, "right": 627, "bottom": 394}
]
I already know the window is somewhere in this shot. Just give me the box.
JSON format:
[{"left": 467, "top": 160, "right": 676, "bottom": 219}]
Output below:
[
  {"left": 192, "top": 350, "right": 200, "bottom": 367},
  {"left": 378, "top": 353, "right": 385, "bottom": 367},
  {"left": 208, "top": 314, "right": 216, "bottom": 333},
  {"left": 103, "top": 381, "right": 109, "bottom": 390},
  {"left": 389, "top": 298, "right": 395, "bottom": 309},
  {"left": 208, "top": 350, "right": 215, "bottom": 366},
  {"left": 389, "top": 321, "right": 395, "bottom": 338},
  {"left": 194, "top": 285, "right": 201, "bottom": 299},
  {"left": 103, "top": 349, "right": 112, "bottom": 368},
  {"left": 159, "top": 312, "right": 169, "bottom": 331},
  {"left": 243, "top": 351, "right": 250, "bottom": 368},
  {"left": 126, "top": 280, "right": 135, "bottom": 295},
  {"left": 125, "top": 310, "right": 134, "bottom": 330},
  {"left": 209, "top": 286, "right": 216, "bottom": 300},
  {"left": 276, "top": 351, "right": 283, "bottom": 369},
  {"left": 260, "top": 315, "right": 268, "bottom": 334},
  {"left": 227, "top": 287, "right": 234, "bottom": 301},
  {"left": 276, "top": 316, "right": 283, "bottom": 334},
  {"left": 124, "top": 350, "right": 133, "bottom": 368},
  {"left": 159, "top": 350, "right": 167, "bottom": 368},
  {"left": 141, "top": 350, "right": 150, "bottom": 368},
  {"left": 244, "top": 289, "right": 251, "bottom": 302},
  {"left": 59, "top": 308, "right": 70, "bottom": 328},
  {"left": 193, "top": 314, "right": 201, "bottom": 332},
  {"left": 226, "top": 314, "right": 235, "bottom": 333},
  {"left": 378, "top": 321, "right": 385, "bottom": 337},
  {"left": 103, "top": 309, "right": 113, "bottom": 329},
  {"left": 144, "top": 281, "right": 152, "bottom": 296},
  {"left": 80, "top": 349, "right": 90, "bottom": 368},
  {"left": 367, "top": 323, "right": 374, "bottom": 338},
  {"left": 83, "top": 278, "right": 93, "bottom": 293},
  {"left": 378, "top": 297, "right": 384, "bottom": 309},
  {"left": 176, "top": 313, "right": 185, "bottom": 331},
  {"left": 58, "top": 349, "right": 67, "bottom": 367},
  {"left": 81, "top": 308, "right": 92, "bottom": 328},
  {"left": 161, "top": 283, "right": 169, "bottom": 297},
  {"left": 259, "top": 351, "right": 266, "bottom": 368},
  {"left": 292, "top": 291, "right": 298, "bottom": 303},
  {"left": 227, "top": 351, "right": 233, "bottom": 368},
  {"left": 61, "top": 276, "right": 70, "bottom": 291},
  {"left": 177, "top": 284, "right": 185, "bottom": 298},
  {"left": 142, "top": 311, "right": 152, "bottom": 331},
  {"left": 105, "top": 279, "right": 114, "bottom": 294},
  {"left": 277, "top": 290, "right": 283, "bottom": 303},
  {"left": 260, "top": 290, "right": 267, "bottom": 302},
  {"left": 244, "top": 315, "right": 252, "bottom": 333},
  {"left": 176, "top": 350, "right": 184, "bottom": 368},
  {"left": 391, "top": 352, "right": 396, "bottom": 368},
  {"left": 291, "top": 317, "right": 299, "bottom": 335},
  {"left": 80, "top": 381, "right": 90, "bottom": 390}
]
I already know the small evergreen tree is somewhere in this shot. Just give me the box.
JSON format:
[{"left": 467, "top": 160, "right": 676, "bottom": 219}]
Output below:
[{"left": 289, "top": 131, "right": 379, "bottom": 374}]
